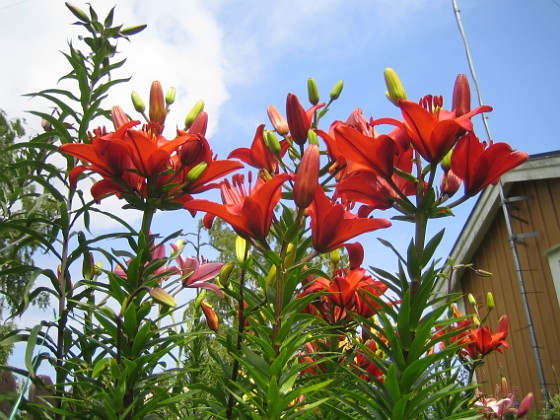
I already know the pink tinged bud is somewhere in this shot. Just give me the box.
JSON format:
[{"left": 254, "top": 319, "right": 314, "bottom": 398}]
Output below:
[
  {"left": 440, "top": 169, "right": 461, "bottom": 197},
  {"left": 200, "top": 300, "right": 219, "bottom": 332},
  {"left": 452, "top": 74, "right": 471, "bottom": 117},
  {"left": 149, "top": 80, "right": 166, "bottom": 125},
  {"left": 267, "top": 105, "right": 289, "bottom": 135},
  {"left": 294, "top": 144, "right": 319, "bottom": 209},
  {"left": 187, "top": 111, "right": 208, "bottom": 135},
  {"left": 286, "top": 93, "right": 310, "bottom": 145},
  {"left": 111, "top": 106, "right": 129, "bottom": 130},
  {"left": 516, "top": 392, "right": 533, "bottom": 417}
]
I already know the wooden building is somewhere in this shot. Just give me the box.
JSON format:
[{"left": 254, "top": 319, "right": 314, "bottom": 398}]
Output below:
[{"left": 443, "top": 151, "right": 560, "bottom": 406}]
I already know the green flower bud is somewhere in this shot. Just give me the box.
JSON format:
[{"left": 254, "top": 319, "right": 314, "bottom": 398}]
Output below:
[
  {"left": 194, "top": 289, "right": 207, "bottom": 309},
  {"left": 468, "top": 293, "right": 477, "bottom": 307},
  {"left": 284, "top": 243, "right": 297, "bottom": 268},
  {"left": 66, "top": 3, "right": 89, "bottom": 23},
  {"left": 486, "top": 292, "right": 495, "bottom": 310},
  {"left": 265, "top": 130, "right": 282, "bottom": 156},
  {"left": 184, "top": 100, "right": 205, "bottom": 130},
  {"left": 265, "top": 264, "right": 277, "bottom": 287},
  {"left": 384, "top": 68, "right": 407, "bottom": 105},
  {"left": 330, "top": 248, "right": 341, "bottom": 266},
  {"left": 441, "top": 149, "right": 453, "bottom": 171},
  {"left": 165, "top": 87, "right": 176, "bottom": 106},
  {"left": 307, "top": 77, "right": 320, "bottom": 105},
  {"left": 218, "top": 262, "right": 234, "bottom": 288},
  {"left": 474, "top": 269, "right": 493, "bottom": 277},
  {"left": 120, "top": 24, "right": 147, "bottom": 37},
  {"left": 186, "top": 161, "right": 208, "bottom": 182},
  {"left": 131, "top": 91, "right": 145, "bottom": 113},
  {"left": 236, "top": 236, "right": 250, "bottom": 263},
  {"left": 149, "top": 287, "right": 177, "bottom": 307},
  {"left": 330, "top": 80, "right": 344, "bottom": 100},
  {"left": 307, "top": 129, "right": 319, "bottom": 146}
]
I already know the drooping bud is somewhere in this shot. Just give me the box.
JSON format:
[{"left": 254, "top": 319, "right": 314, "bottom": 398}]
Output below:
[
  {"left": 165, "top": 87, "right": 176, "bottom": 106},
  {"left": 452, "top": 74, "right": 471, "bottom": 117},
  {"left": 218, "top": 262, "right": 234, "bottom": 288},
  {"left": 149, "top": 287, "right": 177, "bottom": 307},
  {"left": 474, "top": 268, "right": 493, "bottom": 277},
  {"left": 200, "top": 300, "right": 219, "bottom": 332},
  {"left": 384, "top": 68, "right": 407, "bottom": 105},
  {"left": 111, "top": 106, "right": 129, "bottom": 130},
  {"left": 186, "top": 161, "right": 208, "bottom": 182},
  {"left": 286, "top": 93, "right": 310, "bottom": 145},
  {"left": 486, "top": 292, "right": 495, "bottom": 310},
  {"left": 149, "top": 81, "right": 166, "bottom": 125},
  {"left": 267, "top": 105, "right": 289, "bottom": 135},
  {"left": 468, "top": 293, "right": 477, "bottom": 307},
  {"left": 293, "top": 144, "right": 319, "bottom": 209},
  {"left": 330, "top": 80, "right": 344, "bottom": 100},
  {"left": 345, "top": 242, "right": 364, "bottom": 270},
  {"left": 264, "top": 131, "right": 282, "bottom": 156},
  {"left": 440, "top": 169, "right": 461, "bottom": 198},
  {"left": 184, "top": 100, "right": 205, "bottom": 130},
  {"left": 120, "top": 24, "right": 147, "bottom": 37},
  {"left": 307, "top": 77, "right": 320, "bottom": 105},
  {"left": 131, "top": 91, "right": 145, "bottom": 113}
]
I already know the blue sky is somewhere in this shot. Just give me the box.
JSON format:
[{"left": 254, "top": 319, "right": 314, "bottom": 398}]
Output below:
[{"left": 1, "top": 0, "right": 559, "bottom": 372}]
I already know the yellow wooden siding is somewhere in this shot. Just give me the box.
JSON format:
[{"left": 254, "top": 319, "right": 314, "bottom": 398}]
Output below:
[{"left": 460, "top": 179, "right": 560, "bottom": 405}]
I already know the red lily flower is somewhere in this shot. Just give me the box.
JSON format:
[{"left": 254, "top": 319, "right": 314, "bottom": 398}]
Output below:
[
  {"left": 352, "top": 338, "right": 385, "bottom": 382},
  {"left": 308, "top": 186, "right": 391, "bottom": 253},
  {"left": 451, "top": 132, "right": 529, "bottom": 196},
  {"left": 397, "top": 96, "right": 492, "bottom": 163},
  {"left": 184, "top": 173, "right": 290, "bottom": 242},
  {"left": 354, "top": 276, "right": 388, "bottom": 318},
  {"left": 459, "top": 315, "right": 509, "bottom": 359},
  {"left": 333, "top": 125, "right": 396, "bottom": 179},
  {"left": 228, "top": 124, "right": 286, "bottom": 174}
]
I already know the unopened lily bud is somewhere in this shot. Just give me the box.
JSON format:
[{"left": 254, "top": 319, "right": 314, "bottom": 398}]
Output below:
[
  {"left": 200, "top": 300, "right": 219, "bottom": 332},
  {"left": 82, "top": 252, "right": 94, "bottom": 281},
  {"left": 236, "top": 236, "right": 249, "bottom": 263},
  {"left": 170, "top": 240, "right": 185, "bottom": 259},
  {"left": 293, "top": 144, "right": 319, "bottom": 209},
  {"left": 120, "top": 24, "right": 147, "bottom": 36},
  {"left": 286, "top": 93, "right": 310, "bottom": 146},
  {"left": 186, "top": 161, "right": 208, "bottom": 182},
  {"left": 267, "top": 105, "right": 289, "bottom": 135},
  {"left": 284, "top": 243, "right": 297, "bottom": 268},
  {"left": 474, "top": 268, "right": 493, "bottom": 277},
  {"left": 517, "top": 392, "right": 534, "bottom": 418},
  {"left": 111, "top": 106, "right": 129, "bottom": 130},
  {"left": 440, "top": 169, "right": 461, "bottom": 198},
  {"left": 441, "top": 149, "right": 453, "bottom": 171},
  {"left": 330, "top": 248, "right": 341, "bottom": 266},
  {"left": 330, "top": 80, "right": 344, "bottom": 100},
  {"left": 149, "top": 81, "right": 166, "bottom": 125},
  {"left": 184, "top": 100, "right": 205, "bottom": 130},
  {"left": 307, "top": 129, "right": 319, "bottom": 145},
  {"left": 265, "top": 264, "right": 277, "bottom": 286},
  {"left": 218, "top": 262, "right": 234, "bottom": 288},
  {"left": 472, "top": 313, "right": 481, "bottom": 327},
  {"left": 452, "top": 74, "right": 471, "bottom": 117},
  {"left": 486, "top": 292, "right": 495, "bottom": 310},
  {"left": 149, "top": 287, "right": 177, "bottom": 307},
  {"left": 94, "top": 261, "right": 103, "bottom": 277},
  {"left": 194, "top": 289, "right": 207, "bottom": 309},
  {"left": 307, "top": 77, "right": 320, "bottom": 105},
  {"left": 165, "top": 87, "right": 176, "bottom": 106},
  {"left": 131, "top": 91, "right": 145, "bottom": 113},
  {"left": 468, "top": 293, "right": 477, "bottom": 307},
  {"left": 384, "top": 68, "right": 407, "bottom": 105},
  {"left": 501, "top": 376, "right": 508, "bottom": 396},
  {"left": 41, "top": 118, "right": 53, "bottom": 132},
  {"left": 66, "top": 3, "right": 89, "bottom": 23},
  {"left": 264, "top": 130, "right": 282, "bottom": 156}
]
